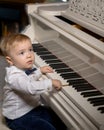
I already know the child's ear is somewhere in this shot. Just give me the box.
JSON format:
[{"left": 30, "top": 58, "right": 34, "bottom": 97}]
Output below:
[{"left": 6, "top": 56, "right": 13, "bottom": 65}]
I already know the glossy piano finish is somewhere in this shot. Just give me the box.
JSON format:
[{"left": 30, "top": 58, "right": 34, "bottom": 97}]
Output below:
[{"left": 23, "top": 1, "right": 104, "bottom": 130}]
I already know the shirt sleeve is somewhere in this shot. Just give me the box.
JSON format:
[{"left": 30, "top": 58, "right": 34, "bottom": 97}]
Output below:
[
  {"left": 33, "top": 68, "right": 42, "bottom": 80},
  {"left": 6, "top": 72, "right": 53, "bottom": 95}
]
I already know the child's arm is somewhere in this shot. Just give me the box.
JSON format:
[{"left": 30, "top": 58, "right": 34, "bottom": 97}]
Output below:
[
  {"left": 52, "top": 79, "right": 62, "bottom": 90},
  {"left": 40, "top": 66, "right": 62, "bottom": 90},
  {"left": 40, "top": 66, "right": 53, "bottom": 74}
]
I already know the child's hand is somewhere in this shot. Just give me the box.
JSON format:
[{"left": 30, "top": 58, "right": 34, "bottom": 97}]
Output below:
[
  {"left": 40, "top": 66, "right": 53, "bottom": 74},
  {"left": 52, "top": 79, "right": 62, "bottom": 90}
]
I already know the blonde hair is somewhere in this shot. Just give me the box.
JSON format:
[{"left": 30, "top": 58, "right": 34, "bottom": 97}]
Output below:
[{"left": 0, "top": 34, "right": 31, "bottom": 56}]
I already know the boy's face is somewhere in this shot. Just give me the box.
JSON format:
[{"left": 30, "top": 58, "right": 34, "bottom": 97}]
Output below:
[{"left": 6, "top": 40, "right": 35, "bottom": 70}]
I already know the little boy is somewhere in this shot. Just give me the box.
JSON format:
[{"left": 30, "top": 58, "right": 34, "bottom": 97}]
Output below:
[{"left": 0, "top": 34, "right": 63, "bottom": 130}]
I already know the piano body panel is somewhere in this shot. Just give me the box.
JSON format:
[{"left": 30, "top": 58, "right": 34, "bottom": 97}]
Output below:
[{"left": 23, "top": 1, "right": 104, "bottom": 130}]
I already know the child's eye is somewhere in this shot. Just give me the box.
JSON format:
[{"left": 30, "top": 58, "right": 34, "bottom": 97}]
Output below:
[
  {"left": 29, "top": 48, "right": 33, "bottom": 52},
  {"left": 19, "top": 51, "right": 24, "bottom": 55}
]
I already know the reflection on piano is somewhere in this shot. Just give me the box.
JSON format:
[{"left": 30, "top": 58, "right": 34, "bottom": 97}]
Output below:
[{"left": 23, "top": 0, "right": 104, "bottom": 129}]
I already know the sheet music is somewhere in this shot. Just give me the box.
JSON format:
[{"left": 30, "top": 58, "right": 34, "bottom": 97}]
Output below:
[{"left": 68, "top": 0, "right": 104, "bottom": 26}]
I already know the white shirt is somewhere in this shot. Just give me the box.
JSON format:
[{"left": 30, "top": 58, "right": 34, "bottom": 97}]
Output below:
[{"left": 2, "top": 66, "right": 52, "bottom": 119}]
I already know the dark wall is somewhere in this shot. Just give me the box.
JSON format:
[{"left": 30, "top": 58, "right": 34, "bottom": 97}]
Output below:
[{"left": 0, "top": 3, "right": 29, "bottom": 37}]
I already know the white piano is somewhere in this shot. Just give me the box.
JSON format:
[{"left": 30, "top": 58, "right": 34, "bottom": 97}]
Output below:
[{"left": 22, "top": 0, "right": 104, "bottom": 129}]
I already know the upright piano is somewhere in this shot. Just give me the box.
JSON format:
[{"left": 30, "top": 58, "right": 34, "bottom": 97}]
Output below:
[{"left": 22, "top": 0, "right": 104, "bottom": 129}]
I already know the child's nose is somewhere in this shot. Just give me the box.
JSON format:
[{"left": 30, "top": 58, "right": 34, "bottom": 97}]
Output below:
[{"left": 27, "top": 52, "right": 31, "bottom": 57}]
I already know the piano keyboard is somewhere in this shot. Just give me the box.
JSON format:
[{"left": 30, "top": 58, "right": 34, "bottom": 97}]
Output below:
[{"left": 32, "top": 42, "right": 104, "bottom": 128}]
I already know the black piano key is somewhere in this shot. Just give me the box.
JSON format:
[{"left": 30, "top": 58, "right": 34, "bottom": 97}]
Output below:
[
  {"left": 36, "top": 51, "right": 52, "bottom": 55},
  {"left": 88, "top": 97, "right": 104, "bottom": 106},
  {"left": 60, "top": 73, "right": 81, "bottom": 79},
  {"left": 92, "top": 101, "right": 104, "bottom": 106},
  {"left": 81, "top": 91, "right": 103, "bottom": 97},
  {"left": 32, "top": 44, "right": 47, "bottom": 49},
  {"left": 55, "top": 68, "right": 74, "bottom": 73},
  {"left": 40, "top": 55, "right": 57, "bottom": 60},
  {"left": 45, "top": 59, "right": 62, "bottom": 64},
  {"left": 32, "top": 45, "right": 41, "bottom": 49},
  {"left": 34, "top": 47, "right": 48, "bottom": 52},
  {"left": 75, "top": 85, "right": 95, "bottom": 92},
  {"left": 67, "top": 78, "right": 87, "bottom": 85},
  {"left": 72, "top": 82, "right": 96, "bottom": 91},
  {"left": 98, "top": 107, "right": 104, "bottom": 113},
  {"left": 32, "top": 44, "right": 49, "bottom": 52},
  {"left": 33, "top": 44, "right": 45, "bottom": 48},
  {"left": 32, "top": 44, "right": 42, "bottom": 47},
  {"left": 73, "top": 83, "right": 92, "bottom": 88},
  {"left": 50, "top": 63, "right": 68, "bottom": 69},
  {"left": 88, "top": 97, "right": 104, "bottom": 102},
  {"left": 33, "top": 45, "right": 43, "bottom": 48}
]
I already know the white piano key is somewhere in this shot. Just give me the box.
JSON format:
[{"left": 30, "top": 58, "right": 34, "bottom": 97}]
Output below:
[{"left": 62, "top": 85, "right": 104, "bottom": 127}]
